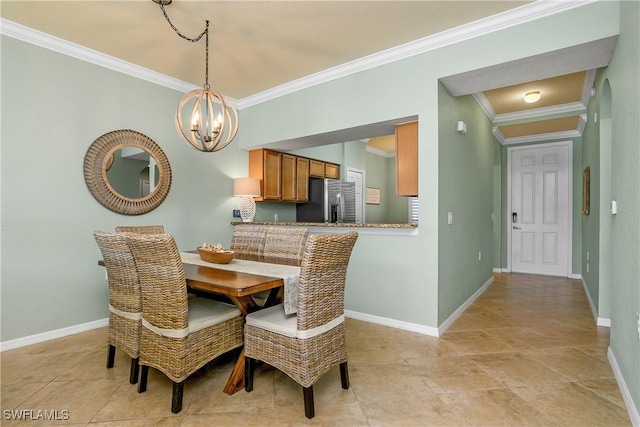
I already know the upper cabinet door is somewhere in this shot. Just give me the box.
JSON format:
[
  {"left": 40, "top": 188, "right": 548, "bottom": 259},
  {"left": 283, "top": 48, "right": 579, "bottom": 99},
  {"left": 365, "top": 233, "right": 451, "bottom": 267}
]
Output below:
[
  {"left": 296, "top": 157, "right": 310, "bottom": 202},
  {"left": 281, "top": 154, "right": 297, "bottom": 202},
  {"left": 250, "top": 149, "right": 282, "bottom": 201},
  {"left": 309, "top": 159, "right": 325, "bottom": 178},
  {"left": 325, "top": 163, "right": 340, "bottom": 179},
  {"left": 395, "top": 121, "right": 418, "bottom": 197}
]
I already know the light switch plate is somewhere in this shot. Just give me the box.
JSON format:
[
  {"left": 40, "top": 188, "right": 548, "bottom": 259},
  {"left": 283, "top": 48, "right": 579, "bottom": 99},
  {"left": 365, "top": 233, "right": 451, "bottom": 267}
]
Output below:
[{"left": 447, "top": 212, "right": 453, "bottom": 225}]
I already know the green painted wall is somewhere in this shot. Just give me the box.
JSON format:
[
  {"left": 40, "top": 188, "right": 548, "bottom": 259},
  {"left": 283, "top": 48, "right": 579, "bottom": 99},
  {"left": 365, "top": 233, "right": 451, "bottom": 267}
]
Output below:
[
  {"left": 437, "top": 84, "right": 497, "bottom": 321},
  {"left": 0, "top": 36, "right": 251, "bottom": 340},
  {"left": 602, "top": 0, "right": 640, "bottom": 411}
]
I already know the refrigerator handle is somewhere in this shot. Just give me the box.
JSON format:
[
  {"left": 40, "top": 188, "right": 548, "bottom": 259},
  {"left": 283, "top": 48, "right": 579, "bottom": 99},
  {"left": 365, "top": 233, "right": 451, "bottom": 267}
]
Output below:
[{"left": 337, "top": 193, "right": 344, "bottom": 222}]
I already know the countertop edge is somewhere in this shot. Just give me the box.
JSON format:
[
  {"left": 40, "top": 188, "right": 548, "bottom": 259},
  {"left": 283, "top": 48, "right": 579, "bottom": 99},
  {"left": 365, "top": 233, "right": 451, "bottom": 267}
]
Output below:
[{"left": 231, "top": 221, "right": 417, "bottom": 229}]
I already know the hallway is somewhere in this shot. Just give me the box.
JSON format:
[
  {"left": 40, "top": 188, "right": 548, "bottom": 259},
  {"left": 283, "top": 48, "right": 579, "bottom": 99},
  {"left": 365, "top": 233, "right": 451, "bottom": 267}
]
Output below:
[{"left": 0, "top": 273, "right": 632, "bottom": 425}]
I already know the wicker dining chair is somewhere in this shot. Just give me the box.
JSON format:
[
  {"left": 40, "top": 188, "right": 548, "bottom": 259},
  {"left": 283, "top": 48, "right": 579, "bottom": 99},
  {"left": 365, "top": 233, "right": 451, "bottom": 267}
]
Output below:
[
  {"left": 262, "top": 226, "right": 309, "bottom": 266},
  {"left": 126, "top": 233, "right": 244, "bottom": 414},
  {"left": 115, "top": 225, "right": 165, "bottom": 234},
  {"left": 230, "top": 224, "right": 267, "bottom": 261},
  {"left": 244, "top": 231, "right": 358, "bottom": 419},
  {"left": 93, "top": 231, "right": 142, "bottom": 385}
]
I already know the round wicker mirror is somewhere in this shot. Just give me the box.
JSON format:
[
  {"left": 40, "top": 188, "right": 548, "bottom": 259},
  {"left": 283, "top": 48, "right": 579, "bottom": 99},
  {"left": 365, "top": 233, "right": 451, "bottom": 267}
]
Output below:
[{"left": 84, "top": 129, "right": 172, "bottom": 215}]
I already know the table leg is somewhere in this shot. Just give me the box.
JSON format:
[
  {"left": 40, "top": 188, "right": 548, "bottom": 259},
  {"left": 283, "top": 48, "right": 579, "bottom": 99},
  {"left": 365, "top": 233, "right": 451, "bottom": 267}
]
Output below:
[
  {"left": 223, "top": 348, "right": 245, "bottom": 395},
  {"left": 264, "top": 286, "right": 283, "bottom": 307}
]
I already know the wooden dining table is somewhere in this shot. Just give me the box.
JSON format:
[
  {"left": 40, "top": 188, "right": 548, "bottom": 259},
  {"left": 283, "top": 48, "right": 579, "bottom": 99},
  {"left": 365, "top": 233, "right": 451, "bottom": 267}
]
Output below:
[{"left": 182, "top": 261, "right": 286, "bottom": 394}]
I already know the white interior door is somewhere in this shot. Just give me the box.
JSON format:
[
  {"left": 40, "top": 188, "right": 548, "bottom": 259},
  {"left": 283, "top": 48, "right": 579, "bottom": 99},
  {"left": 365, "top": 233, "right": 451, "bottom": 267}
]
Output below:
[
  {"left": 346, "top": 168, "right": 365, "bottom": 223},
  {"left": 509, "top": 143, "right": 571, "bottom": 276}
]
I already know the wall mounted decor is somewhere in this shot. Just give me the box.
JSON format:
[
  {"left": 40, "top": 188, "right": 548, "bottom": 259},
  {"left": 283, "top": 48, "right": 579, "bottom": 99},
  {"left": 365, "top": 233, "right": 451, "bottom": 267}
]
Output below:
[
  {"left": 84, "top": 129, "right": 172, "bottom": 215},
  {"left": 366, "top": 187, "right": 380, "bottom": 205},
  {"left": 583, "top": 166, "right": 590, "bottom": 215}
]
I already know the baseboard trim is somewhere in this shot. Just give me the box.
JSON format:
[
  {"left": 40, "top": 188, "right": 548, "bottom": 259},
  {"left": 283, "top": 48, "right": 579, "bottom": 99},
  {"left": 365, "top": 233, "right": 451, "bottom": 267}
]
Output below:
[
  {"left": 568, "top": 273, "right": 582, "bottom": 280},
  {"left": 438, "top": 275, "right": 495, "bottom": 336},
  {"left": 581, "top": 277, "right": 611, "bottom": 328},
  {"left": 345, "top": 310, "right": 440, "bottom": 337},
  {"left": 0, "top": 318, "right": 108, "bottom": 352},
  {"left": 608, "top": 347, "right": 640, "bottom": 426}
]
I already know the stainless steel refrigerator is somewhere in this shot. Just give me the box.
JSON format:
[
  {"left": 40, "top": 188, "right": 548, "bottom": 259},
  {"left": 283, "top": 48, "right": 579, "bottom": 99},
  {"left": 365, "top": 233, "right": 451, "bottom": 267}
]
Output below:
[{"left": 296, "top": 178, "right": 356, "bottom": 223}]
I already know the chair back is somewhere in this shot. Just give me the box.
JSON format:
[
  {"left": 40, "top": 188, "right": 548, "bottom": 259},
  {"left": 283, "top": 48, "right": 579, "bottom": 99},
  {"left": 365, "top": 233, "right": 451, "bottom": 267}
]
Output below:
[
  {"left": 93, "top": 231, "right": 141, "bottom": 315},
  {"left": 263, "top": 226, "right": 309, "bottom": 266},
  {"left": 296, "top": 231, "right": 358, "bottom": 331},
  {"left": 126, "top": 233, "right": 189, "bottom": 331},
  {"left": 230, "top": 224, "right": 267, "bottom": 261},
  {"left": 115, "top": 225, "right": 165, "bottom": 234}
]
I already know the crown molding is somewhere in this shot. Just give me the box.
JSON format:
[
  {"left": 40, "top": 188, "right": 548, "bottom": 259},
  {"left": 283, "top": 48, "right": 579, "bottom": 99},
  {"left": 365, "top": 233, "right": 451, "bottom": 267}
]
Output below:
[
  {"left": 365, "top": 146, "right": 395, "bottom": 158},
  {"left": 2, "top": 0, "right": 594, "bottom": 110},
  {"left": 493, "top": 114, "right": 587, "bottom": 145},
  {"left": 0, "top": 18, "right": 199, "bottom": 94},
  {"left": 238, "top": 0, "right": 594, "bottom": 109},
  {"left": 494, "top": 101, "right": 587, "bottom": 122}
]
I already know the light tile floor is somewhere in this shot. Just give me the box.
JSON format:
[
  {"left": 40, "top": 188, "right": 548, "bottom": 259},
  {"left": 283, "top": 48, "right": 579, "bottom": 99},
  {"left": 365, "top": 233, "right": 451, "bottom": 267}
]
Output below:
[{"left": 1, "top": 273, "right": 632, "bottom": 426}]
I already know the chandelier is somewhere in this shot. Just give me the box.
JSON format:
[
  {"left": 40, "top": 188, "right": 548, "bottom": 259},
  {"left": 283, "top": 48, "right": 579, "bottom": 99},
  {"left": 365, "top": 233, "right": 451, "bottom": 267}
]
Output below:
[{"left": 154, "top": 0, "right": 238, "bottom": 152}]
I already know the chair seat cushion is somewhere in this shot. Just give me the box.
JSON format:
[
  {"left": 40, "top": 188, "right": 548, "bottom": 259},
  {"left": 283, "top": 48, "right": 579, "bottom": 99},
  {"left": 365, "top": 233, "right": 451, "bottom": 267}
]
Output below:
[
  {"left": 245, "top": 303, "right": 344, "bottom": 339},
  {"left": 188, "top": 298, "right": 241, "bottom": 334}
]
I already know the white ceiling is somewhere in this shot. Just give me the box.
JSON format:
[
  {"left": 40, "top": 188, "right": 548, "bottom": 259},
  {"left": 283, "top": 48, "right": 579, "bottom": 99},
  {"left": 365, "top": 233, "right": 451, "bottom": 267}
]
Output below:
[{"left": 1, "top": 1, "right": 617, "bottom": 145}]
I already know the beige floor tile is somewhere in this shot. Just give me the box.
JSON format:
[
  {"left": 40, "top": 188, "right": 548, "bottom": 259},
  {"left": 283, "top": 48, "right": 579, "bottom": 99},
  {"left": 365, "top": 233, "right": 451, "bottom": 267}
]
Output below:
[
  {"left": 4, "top": 378, "right": 123, "bottom": 426},
  {"left": 181, "top": 410, "right": 275, "bottom": 426},
  {"left": 525, "top": 347, "right": 615, "bottom": 380},
  {"left": 350, "top": 364, "right": 435, "bottom": 402},
  {"left": 275, "top": 401, "right": 367, "bottom": 426},
  {"left": 512, "top": 382, "right": 632, "bottom": 426},
  {"left": 1, "top": 382, "right": 48, "bottom": 411},
  {"left": 439, "top": 388, "right": 557, "bottom": 426},
  {"left": 439, "top": 330, "right": 516, "bottom": 355},
  {"left": 579, "top": 377, "right": 627, "bottom": 409},
  {"left": 187, "top": 367, "right": 275, "bottom": 415},
  {"left": 467, "top": 351, "right": 570, "bottom": 387},
  {"left": 87, "top": 418, "right": 185, "bottom": 426},
  {"left": 90, "top": 369, "right": 188, "bottom": 421},
  {"left": 360, "top": 395, "right": 469, "bottom": 426}
]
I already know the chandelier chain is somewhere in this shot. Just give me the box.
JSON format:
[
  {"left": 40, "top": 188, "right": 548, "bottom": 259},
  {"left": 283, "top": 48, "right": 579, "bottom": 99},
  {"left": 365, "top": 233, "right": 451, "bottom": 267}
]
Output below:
[{"left": 158, "top": 1, "right": 210, "bottom": 87}]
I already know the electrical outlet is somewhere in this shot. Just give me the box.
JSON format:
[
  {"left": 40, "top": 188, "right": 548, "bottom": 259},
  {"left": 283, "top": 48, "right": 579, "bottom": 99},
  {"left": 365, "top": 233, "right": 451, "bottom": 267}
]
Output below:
[
  {"left": 232, "top": 209, "right": 240, "bottom": 218},
  {"left": 478, "top": 251, "right": 482, "bottom": 261},
  {"left": 637, "top": 312, "right": 640, "bottom": 340}
]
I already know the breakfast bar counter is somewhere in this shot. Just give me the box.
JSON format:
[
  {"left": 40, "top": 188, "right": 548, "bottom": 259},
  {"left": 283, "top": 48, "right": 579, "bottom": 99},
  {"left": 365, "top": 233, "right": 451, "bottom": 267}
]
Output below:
[
  {"left": 231, "top": 221, "right": 418, "bottom": 235},
  {"left": 232, "top": 221, "right": 417, "bottom": 229}
]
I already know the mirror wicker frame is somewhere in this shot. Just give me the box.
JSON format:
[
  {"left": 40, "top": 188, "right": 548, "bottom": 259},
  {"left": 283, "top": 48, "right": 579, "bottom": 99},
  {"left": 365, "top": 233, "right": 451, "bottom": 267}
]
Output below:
[{"left": 84, "top": 129, "right": 172, "bottom": 215}]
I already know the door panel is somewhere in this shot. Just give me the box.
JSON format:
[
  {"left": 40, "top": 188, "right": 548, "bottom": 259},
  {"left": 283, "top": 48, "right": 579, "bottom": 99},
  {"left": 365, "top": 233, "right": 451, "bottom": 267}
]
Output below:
[{"left": 510, "top": 143, "right": 570, "bottom": 276}]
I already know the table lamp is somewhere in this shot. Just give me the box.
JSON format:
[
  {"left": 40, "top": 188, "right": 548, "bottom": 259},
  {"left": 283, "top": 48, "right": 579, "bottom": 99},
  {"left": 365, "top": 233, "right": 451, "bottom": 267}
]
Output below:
[{"left": 233, "top": 178, "right": 261, "bottom": 222}]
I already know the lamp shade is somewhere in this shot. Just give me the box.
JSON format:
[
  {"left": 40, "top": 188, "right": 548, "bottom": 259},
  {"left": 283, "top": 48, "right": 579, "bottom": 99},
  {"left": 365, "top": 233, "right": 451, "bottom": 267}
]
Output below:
[{"left": 234, "top": 178, "right": 261, "bottom": 197}]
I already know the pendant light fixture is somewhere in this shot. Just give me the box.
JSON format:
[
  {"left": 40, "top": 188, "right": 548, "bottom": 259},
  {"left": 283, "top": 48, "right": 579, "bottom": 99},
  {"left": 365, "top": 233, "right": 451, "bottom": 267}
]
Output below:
[{"left": 154, "top": 0, "right": 238, "bottom": 152}]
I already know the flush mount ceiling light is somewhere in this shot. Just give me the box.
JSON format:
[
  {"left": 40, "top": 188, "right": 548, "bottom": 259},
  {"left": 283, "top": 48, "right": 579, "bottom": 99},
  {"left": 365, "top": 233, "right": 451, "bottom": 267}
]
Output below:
[
  {"left": 154, "top": 0, "right": 238, "bottom": 152},
  {"left": 523, "top": 91, "right": 541, "bottom": 104}
]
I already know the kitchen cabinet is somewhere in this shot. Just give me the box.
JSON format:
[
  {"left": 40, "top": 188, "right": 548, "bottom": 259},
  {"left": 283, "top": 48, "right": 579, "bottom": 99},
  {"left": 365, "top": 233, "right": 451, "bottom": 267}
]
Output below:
[
  {"left": 310, "top": 159, "right": 340, "bottom": 179},
  {"left": 296, "top": 157, "right": 309, "bottom": 202},
  {"left": 249, "top": 149, "right": 282, "bottom": 201},
  {"left": 281, "top": 154, "right": 297, "bottom": 201},
  {"left": 395, "top": 121, "right": 418, "bottom": 197},
  {"left": 249, "top": 149, "right": 311, "bottom": 202},
  {"left": 309, "top": 159, "right": 325, "bottom": 178},
  {"left": 325, "top": 162, "right": 339, "bottom": 179}
]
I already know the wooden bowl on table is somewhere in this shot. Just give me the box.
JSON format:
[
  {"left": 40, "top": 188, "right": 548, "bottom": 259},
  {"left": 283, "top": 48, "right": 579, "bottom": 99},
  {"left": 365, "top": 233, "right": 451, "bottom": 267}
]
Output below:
[{"left": 197, "top": 248, "right": 235, "bottom": 264}]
